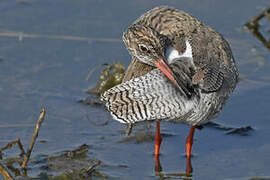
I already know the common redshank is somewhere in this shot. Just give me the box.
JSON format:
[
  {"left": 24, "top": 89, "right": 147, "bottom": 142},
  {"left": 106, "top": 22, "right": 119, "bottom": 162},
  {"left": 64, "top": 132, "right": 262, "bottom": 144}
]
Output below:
[{"left": 101, "top": 6, "right": 238, "bottom": 173}]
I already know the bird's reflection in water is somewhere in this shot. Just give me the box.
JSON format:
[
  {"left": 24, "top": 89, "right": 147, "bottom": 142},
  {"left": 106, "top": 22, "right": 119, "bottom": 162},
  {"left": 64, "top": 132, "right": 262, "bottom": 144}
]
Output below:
[{"left": 154, "top": 155, "right": 193, "bottom": 179}]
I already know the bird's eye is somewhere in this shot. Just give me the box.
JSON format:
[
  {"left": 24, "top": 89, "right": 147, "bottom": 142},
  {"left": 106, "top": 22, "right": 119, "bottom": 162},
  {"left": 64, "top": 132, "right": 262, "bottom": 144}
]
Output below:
[{"left": 139, "top": 44, "right": 148, "bottom": 52}]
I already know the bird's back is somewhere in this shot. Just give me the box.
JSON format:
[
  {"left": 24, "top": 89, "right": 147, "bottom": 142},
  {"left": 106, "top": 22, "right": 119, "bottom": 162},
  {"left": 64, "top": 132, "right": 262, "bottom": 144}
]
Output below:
[{"left": 133, "top": 6, "right": 238, "bottom": 89}]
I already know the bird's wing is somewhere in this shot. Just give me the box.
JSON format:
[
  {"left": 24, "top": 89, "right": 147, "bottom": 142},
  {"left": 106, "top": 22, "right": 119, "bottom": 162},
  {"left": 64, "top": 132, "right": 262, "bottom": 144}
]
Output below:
[
  {"left": 189, "top": 30, "right": 234, "bottom": 93},
  {"left": 171, "top": 35, "right": 226, "bottom": 93},
  {"left": 192, "top": 61, "right": 224, "bottom": 92},
  {"left": 101, "top": 63, "right": 196, "bottom": 124}
]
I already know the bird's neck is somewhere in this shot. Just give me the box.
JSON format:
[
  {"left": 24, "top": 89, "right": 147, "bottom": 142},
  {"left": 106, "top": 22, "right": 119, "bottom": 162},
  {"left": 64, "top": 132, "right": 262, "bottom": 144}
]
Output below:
[{"left": 165, "top": 40, "right": 193, "bottom": 64}]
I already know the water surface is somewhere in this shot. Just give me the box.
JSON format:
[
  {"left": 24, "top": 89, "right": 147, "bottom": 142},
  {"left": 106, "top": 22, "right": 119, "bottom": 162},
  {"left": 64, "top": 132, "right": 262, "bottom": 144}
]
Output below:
[{"left": 0, "top": 0, "right": 270, "bottom": 179}]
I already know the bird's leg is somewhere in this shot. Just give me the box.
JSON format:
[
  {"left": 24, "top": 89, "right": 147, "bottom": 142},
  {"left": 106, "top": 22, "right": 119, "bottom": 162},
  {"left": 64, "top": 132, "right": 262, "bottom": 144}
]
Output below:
[
  {"left": 154, "top": 120, "right": 162, "bottom": 157},
  {"left": 185, "top": 154, "right": 193, "bottom": 175},
  {"left": 185, "top": 125, "right": 195, "bottom": 175},
  {"left": 125, "top": 123, "right": 133, "bottom": 136},
  {"left": 154, "top": 120, "right": 163, "bottom": 173},
  {"left": 186, "top": 125, "right": 195, "bottom": 158},
  {"left": 154, "top": 154, "right": 162, "bottom": 173}
]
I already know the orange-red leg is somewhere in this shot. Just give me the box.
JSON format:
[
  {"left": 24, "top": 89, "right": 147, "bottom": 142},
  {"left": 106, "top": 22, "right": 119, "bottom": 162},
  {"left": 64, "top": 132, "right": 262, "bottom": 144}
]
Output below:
[
  {"left": 186, "top": 126, "right": 195, "bottom": 158},
  {"left": 185, "top": 154, "right": 193, "bottom": 175},
  {"left": 155, "top": 120, "right": 162, "bottom": 157},
  {"left": 155, "top": 154, "right": 162, "bottom": 173},
  {"left": 185, "top": 125, "right": 195, "bottom": 175}
]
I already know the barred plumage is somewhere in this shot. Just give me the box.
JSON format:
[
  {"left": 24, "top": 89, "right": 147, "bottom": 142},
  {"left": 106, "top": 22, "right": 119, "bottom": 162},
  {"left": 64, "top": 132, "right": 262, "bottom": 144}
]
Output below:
[
  {"left": 101, "top": 6, "right": 239, "bottom": 164},
  {"left": 101, "top": 59, "right": 230, "bottom": 125},
  {"left": 101, "top": 6, "right": 238, "bottom": 126}
]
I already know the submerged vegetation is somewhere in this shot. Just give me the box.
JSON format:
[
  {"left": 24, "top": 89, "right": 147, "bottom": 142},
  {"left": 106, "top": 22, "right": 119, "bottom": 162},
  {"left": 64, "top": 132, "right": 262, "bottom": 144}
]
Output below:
[{"left": 86, "top": 62, "right": 125, "bottom": 96}]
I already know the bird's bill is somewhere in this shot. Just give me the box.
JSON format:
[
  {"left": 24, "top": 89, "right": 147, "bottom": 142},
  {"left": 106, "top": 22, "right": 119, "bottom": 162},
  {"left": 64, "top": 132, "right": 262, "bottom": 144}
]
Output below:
[
  {"left": 154, "top": 59, "right": 178, "bottom": 86},
  {"left": 154, "top": 59, "right": 191, "bottom": 98}
]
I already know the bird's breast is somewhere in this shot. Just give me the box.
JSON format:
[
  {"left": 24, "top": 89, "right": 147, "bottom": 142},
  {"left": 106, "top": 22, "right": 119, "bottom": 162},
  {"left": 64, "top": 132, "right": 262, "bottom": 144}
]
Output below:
[
  {"left": 165, "top": 45, "right": 180, "bottom": 63},
  {"left": 165, "top": 40, "right": 193, "bottom": 64}
]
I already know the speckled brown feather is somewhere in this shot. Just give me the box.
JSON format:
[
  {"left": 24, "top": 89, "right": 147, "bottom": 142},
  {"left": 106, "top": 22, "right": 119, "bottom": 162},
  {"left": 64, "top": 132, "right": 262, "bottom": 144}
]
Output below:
[
  {"left": 103, "top": 6, "right": 239, "bottom": 125},
  {"left": 130, "top": 6, "right": 238, "bottom": 92}
]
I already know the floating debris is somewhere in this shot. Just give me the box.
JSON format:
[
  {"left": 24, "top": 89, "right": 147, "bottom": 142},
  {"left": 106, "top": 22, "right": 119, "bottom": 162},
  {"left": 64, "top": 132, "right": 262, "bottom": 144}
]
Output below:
[
  {"left": 0, "top": 138, "right": 25, "bottom": 160},
  {"left": 66, "top": 144, "right": 89, "bottom": 159},
  {"left": 0, "top": 108, "right": 46, "bottom": 179},
  {"left": 226, "top": 126, "right": 254, "bottom": 136},
  {"left": 206, "top": 121, "right": 254, "bottom": 136},
  {"left": 0, "top": 163, "right": 14, "bottom": 180},
  {"left": 244, "top": 6, "right": 270, "bottom": 51},
  {"left": 22, "top": 108, "right": 46, "bottom": 169},
  {"left": 86, "top": 160, "right": 101, "bottom": 175}
]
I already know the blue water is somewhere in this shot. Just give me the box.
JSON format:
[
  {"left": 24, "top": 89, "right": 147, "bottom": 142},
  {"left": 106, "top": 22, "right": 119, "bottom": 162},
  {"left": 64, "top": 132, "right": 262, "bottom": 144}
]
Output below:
[{"left": 0, "top": 0, "right": 270, "bottom": 179}]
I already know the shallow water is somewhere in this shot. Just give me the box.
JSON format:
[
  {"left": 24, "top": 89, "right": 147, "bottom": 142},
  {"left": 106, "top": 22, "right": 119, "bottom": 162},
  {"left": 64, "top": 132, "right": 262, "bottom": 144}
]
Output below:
[{"left": 0, "top": 0, "right": 270, "bottom": 179}]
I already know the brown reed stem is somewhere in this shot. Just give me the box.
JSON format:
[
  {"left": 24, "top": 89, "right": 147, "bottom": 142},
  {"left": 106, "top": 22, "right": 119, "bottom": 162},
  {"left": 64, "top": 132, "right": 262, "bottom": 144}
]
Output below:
[
  {"left": 21, "top": 108, "right": 46, "bottom": 169},
  {"left": 0, "top": 163, "right": 14, "bottom": 180}
]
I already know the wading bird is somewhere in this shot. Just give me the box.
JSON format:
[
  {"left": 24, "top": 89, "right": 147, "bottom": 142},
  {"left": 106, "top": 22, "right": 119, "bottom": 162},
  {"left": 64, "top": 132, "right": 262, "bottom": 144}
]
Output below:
[{"left": 101, "top": 6, "right": 238, "bottom": 174}]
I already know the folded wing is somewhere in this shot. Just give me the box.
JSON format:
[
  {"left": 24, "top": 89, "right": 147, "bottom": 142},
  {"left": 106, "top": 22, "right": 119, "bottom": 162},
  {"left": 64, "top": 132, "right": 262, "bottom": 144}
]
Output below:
[{"left": 101, "top": 61, "right": 197, "bottom": 124}]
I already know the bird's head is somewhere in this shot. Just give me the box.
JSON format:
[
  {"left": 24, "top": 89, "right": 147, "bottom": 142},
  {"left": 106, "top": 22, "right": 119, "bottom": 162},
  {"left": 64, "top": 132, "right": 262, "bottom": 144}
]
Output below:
[
  {"left": 123, "top": 24, "right": 170, "bottom": 67},
  {"left": 123, "top": 24, "right": 192, "bottom": 98}
]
